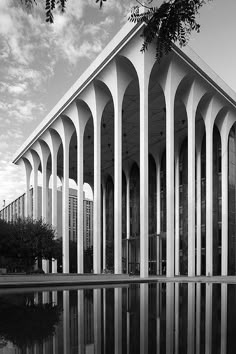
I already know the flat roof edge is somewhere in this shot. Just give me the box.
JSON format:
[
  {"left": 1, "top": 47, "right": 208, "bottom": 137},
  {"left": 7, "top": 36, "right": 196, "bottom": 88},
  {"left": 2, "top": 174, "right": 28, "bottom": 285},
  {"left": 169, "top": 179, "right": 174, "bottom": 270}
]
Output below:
[
  {"left": 13, "top": 26, "right": 236, "bottom": 164},
  {"left": 13, "top": 20, "right": 144, "bottom": 164}
]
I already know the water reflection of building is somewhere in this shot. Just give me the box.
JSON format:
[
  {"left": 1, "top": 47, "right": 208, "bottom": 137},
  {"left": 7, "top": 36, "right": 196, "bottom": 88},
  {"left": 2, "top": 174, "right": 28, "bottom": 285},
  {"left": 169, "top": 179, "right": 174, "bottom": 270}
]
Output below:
[
  {"left": 1, "top": 283, "right": 234, "bottom": 354},
  {"left": 11, "top": 19, "right": 236, "bottom": 277}
]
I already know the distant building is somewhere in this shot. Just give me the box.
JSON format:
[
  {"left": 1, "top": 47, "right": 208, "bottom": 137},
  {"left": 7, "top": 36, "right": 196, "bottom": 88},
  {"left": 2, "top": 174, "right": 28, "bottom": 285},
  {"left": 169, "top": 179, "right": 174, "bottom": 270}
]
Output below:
[{"left": 0, "top": 187, "right": 93, "bottom": 248}]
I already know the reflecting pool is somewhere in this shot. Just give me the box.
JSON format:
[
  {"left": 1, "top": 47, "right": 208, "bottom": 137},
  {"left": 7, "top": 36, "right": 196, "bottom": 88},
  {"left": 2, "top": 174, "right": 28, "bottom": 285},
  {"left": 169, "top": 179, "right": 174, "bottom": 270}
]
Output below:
[{"left": 0, "top": 282, "right": 236, "bottom": 353}]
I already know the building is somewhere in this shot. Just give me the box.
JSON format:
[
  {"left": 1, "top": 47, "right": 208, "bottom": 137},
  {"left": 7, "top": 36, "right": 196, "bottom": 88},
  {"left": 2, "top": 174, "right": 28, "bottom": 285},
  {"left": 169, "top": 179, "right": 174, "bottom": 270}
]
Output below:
[
  {"left": 0, "top": 188, "right": 93, "bottom": 265},
  {"left": 12, "top": 20, "right": 236, "bottom": 277}
]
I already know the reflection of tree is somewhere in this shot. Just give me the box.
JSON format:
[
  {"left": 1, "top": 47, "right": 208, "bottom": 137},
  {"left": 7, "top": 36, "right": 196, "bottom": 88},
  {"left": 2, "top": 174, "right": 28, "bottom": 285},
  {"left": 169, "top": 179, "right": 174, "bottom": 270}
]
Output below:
[{"left": 0, "top": 294, "right": 61, "bottom": 348}]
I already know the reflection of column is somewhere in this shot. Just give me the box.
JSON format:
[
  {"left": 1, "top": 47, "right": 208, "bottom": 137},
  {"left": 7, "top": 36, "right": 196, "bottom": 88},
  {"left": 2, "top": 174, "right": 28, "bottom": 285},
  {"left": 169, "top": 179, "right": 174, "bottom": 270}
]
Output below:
[
  {"left": 175, "top": 150, "right": 179, "bottom": 275},
  {"left": 221, "top": 284, "right": 227, "bottom": 354},
  {"left": 205, "top": 283, "right": 212, "bottom": 354},
  {"left": 78, "top": 290, "right": 85, "bottom": 354},
  {"left": 42, "top": 291, "right": 50, "bottom": 304},
  {"left": 43, "top": 291, "right": 50, "bottom": 354},
  {"left": 63, "top": 290, "right": 70, "bottom": 354},
  {"left": 174, "top": 283, "right": 179, "bottom": 354},
  {"left": 52, "top": 291, "right": 58, "bottom": 354},
  {"left": 103, "top": 184, "right": 106, "bottom": 271},
  {"left": 94, "top": 289, "right": 102, "bottom": 354},
  {"left": 166, "top": 283, "right": 174, "bottom": 354},
  {"left": 127, "top": 307, "right": 130, "bottom": 354},
  {"left": 156, "top": 155, "right": 161, "bottom": 275},
  {"left": 196, "top": 146, "right": 201, "bottom": 275},
  {"left": 140, "top": 284, "right": 148, "bottom": 354},
  {"left": 156, "top": 283, "right": 160, "bottom": 354},
  {"left": 115, "top": 288, "right": 122, "bottom": 354},
  {"left": 126, "top": 174, "right": 130, "bottom": 274},
  {"left": 196, "top": 283, "right": 201, "bottom": 354},
  {"left": 103, "top": 288, "right": 106, "bottom": 354},
  {"left": 187, "top": 283, "right": 195, "bottom": 354}
]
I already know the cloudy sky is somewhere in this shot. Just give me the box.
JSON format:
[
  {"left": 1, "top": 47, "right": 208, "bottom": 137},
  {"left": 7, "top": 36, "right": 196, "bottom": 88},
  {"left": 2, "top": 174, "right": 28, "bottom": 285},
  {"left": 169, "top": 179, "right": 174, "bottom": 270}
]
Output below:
[{"left": 0, "top": 0, "right": 235, "bottom": 207}]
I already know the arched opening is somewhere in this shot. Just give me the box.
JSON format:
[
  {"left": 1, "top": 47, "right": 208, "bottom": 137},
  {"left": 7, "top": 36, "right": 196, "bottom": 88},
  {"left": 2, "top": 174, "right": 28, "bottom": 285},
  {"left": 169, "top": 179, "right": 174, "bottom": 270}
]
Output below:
[
  {"left": 201, "top": 133, "right": 206, "bottom": 275},
  {"left": 149, "top": 154, "right": 157, "bottom": 274},
  {"left": 129, "top": 162, "right": 140, "bottom": 274},
  {"left": 160, "top": 151, "right": 166, "bottom": 275},
  {"left": 213, "top": 125, "right": 221, "bottom": 275},
  {"left": 122, "top": 171, "right": 127, "bottom": 273},
  {"left": 179, "top": 138, "right": 188, "bottom": 275},
  {"left": 105, "top": 175, "right": 114, "bottom": 271},
  {"left": 83, "top": 116, "right": 94, "bottom": 273},
  {"left": 228, "top": 123, "right": 236, "bottom": 274}
]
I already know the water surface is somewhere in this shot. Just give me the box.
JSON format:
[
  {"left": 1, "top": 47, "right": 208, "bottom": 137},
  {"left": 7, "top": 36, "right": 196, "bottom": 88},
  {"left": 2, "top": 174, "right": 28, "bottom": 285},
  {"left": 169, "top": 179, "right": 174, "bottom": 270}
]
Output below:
[{"left": 0, "top": 282, "right": 235, "bottom": 353}]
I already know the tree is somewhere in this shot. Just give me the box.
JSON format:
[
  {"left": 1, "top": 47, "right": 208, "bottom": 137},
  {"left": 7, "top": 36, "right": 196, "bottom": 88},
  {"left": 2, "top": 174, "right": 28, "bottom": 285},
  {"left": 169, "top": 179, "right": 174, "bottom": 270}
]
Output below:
[
  {"left": 0, "top": 293, "right": 61, "bottom": 348},
  {"left": 0, "top": 218, "right": 60, "bottom": 272},
  {"left": 19, "top": 0, "right": 211, "bottom": 60}
]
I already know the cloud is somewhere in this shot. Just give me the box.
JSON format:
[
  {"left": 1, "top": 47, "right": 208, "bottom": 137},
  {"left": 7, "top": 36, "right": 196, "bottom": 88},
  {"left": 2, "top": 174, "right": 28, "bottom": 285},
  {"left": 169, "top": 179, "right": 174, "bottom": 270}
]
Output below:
[
  {"left": 0, "top": 162, "right": 26, "bottom": 206},
  {"left": 0, "top": 82, "right": 28, "bottom": 95},
  {"left": 0, "top": 99, "right": 45, "bottom": 123}
]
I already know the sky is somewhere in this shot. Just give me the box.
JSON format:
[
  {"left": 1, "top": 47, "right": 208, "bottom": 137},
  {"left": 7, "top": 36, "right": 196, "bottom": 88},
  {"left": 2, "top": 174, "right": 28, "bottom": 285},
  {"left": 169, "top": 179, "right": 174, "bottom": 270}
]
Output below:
[{"left": 0, "top": 0, "right": 235, "bottom": 207}]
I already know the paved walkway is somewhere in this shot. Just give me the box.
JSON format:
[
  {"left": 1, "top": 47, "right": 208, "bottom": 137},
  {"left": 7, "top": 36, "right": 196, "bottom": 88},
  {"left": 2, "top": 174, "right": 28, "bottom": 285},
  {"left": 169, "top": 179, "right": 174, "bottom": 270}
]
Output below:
[{"left": 1, "top": 273, "right": 236, "bottom": 289}]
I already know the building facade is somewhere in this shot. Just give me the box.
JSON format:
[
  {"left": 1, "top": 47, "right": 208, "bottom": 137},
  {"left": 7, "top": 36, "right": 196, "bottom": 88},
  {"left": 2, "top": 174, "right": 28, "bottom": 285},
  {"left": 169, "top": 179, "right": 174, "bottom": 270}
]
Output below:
[
  {"left": 0, "top": 188, "right": 93, "bottom": 271},
  {"left": 12, "top": 21, "right": 236, "bottom": 277}
]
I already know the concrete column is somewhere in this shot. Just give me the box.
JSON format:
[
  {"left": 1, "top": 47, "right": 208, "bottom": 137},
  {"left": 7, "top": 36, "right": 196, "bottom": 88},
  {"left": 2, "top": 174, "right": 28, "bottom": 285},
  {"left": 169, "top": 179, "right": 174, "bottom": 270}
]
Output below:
[
  {"left": 114, "top": 92, "right": 122, "bottom": 275},
  {"left": 166, "top": 93, "right": 175, "bottom": 277},
  {"left": 102, "top": 183, "right": 106, "bottom": 271},
  {"left": 196, "top": 145, "right": 202, "bottom": 275},
  {"left": 43, "top": 129, "right": 61, "bottom": 274},
  {"left": 188, "top": 113, "right": 196, "bottom": 276},
  {"left": 205, "top": 124, "right": 213, "bottom": 276},
  {"left": 77, "top": 129, "right": 84, "bottom": 273},
  {"left": 221, "top": 133, "right": 228, "bottom": 275},
  {"left": 51, "top": 117, "right": 74, "bottom": 274},
  {"left": 33, "top": 169, "right": 38, "bottom": 219},
  {"left": 51, "top": 152, "right": 58, "bottom": 274},
  {"left": 139, "top": 68, "right": 149, "bottom": 278},
  {"left": 30, "top": 151, "right": 40, "bottom": 220},
  {"left": 156, "top": 154, "right": 161, "bottom": 275},
  {"left": 94, "top": 120, "right": 101, "bottom": 274},
  {"left": 62, "top": 139, "right": 70, "bottom": 273},
  {"left": 175, "top": 150, "right": 180, "bottom": 276}
]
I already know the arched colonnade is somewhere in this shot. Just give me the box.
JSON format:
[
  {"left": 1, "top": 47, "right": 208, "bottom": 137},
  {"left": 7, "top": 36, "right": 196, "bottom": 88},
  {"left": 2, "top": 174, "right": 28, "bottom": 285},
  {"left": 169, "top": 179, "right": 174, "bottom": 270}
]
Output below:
[{"left": 14, "top": 28, "right": 236, "bottom": 277}]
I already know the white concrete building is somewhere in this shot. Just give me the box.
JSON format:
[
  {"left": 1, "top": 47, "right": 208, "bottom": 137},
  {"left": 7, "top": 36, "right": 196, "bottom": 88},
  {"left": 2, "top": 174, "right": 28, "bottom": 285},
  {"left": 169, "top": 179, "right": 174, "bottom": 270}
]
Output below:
[{"left": 13, "top": 20, "right": 236, "bottom": 277}]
